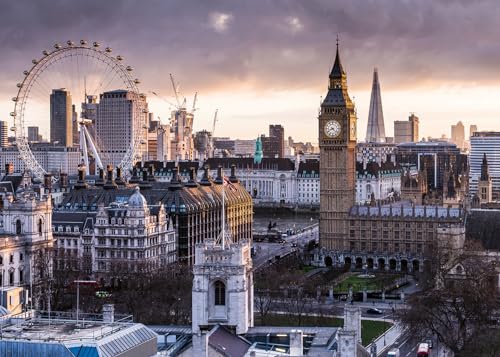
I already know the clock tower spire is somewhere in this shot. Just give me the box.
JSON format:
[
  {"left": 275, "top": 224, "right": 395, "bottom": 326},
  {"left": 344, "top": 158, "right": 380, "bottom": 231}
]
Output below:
[{"left": 319, "top": 40, "right": 357, "bottom": 257}]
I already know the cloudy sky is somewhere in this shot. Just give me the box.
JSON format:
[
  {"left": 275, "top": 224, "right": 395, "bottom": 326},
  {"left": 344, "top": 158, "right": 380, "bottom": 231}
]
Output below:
[{"left": 2, "top": 0, "right": 500, "bottom": 143}]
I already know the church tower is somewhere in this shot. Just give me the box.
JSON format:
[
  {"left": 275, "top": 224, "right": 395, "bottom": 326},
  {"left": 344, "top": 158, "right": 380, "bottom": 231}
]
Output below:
[
  {"left": 319, "top": 41, "right": 357, "bottom": 256},
  {"left": 478, "top": 153, "right": 492, "bottom": 203},
  {"left": 191, "top": 204, "right": 254, "bottom": 335}
]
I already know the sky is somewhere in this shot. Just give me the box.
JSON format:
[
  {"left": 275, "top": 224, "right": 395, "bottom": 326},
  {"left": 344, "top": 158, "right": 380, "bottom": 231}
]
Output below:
[{"left": 2, "top": 0, "right": 500, "bottom": 144}]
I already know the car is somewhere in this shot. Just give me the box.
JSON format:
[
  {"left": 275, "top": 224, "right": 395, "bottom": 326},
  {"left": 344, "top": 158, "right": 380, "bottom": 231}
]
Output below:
[
  {"left": 292, "top": 243, "right": 297, "bottom": 247},
  {"left": 425, "top": 339, "right": 433, "bottom": 349},
  {"left": 367, "top": 308, "right": 383, "bottom": 315}
]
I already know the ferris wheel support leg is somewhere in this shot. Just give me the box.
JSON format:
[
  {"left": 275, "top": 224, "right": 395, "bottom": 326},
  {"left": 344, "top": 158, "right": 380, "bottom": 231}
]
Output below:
[
  {"left": 83, "top": 126, "right": 104, "bottom": 170},
  {"left": 80, "top": 128, "right": 90, "bottom": 170}
]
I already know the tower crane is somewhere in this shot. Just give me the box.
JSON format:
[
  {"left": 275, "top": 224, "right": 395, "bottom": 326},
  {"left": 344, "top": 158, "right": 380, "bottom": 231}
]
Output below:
[
  {"left": 169, "top": 73, "right": 183, "bottom": 108},
  {"left": 210, "top": 109, "right": 219, "bottom": 157}
]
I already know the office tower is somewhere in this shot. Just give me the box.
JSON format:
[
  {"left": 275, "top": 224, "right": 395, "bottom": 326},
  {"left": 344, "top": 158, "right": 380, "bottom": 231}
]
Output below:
[
  {"left": 157, "top": 124, "right": 172, "bottom": 161},
  {"left": 96, "top": 90, "right": 148, "bottom": 167},
  {"left": 365, "top": 68, "right": 386, "bottom": 143},
  {"left": 451, "top": 121, "right": 465, "bottom": 150},
  {"left": 470, "top": 131, "right": 500, "bottom": 197},
  {"left": 269, "top": 124, "right": 285, "bottom": 158},
  {"left": 469, "top": 125, "right": 478, "bottom": 138},
  {"left": 394, "top": 113, "right": 419, "bottom": 144},
  {"left": 72, "top": 104, "right": 78, "bottom": 146},
  {"left": 50, "top": 89, "right": 73, "bottom": 147},
  {"left": 0, "top": 121, "right": 8, "bottom": 148},
  {"left": 27, "top": 126, "right": 39, "bottom": 143}
]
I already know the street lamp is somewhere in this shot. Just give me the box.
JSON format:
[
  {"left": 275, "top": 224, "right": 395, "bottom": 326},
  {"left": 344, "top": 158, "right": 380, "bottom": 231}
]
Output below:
[{"left": 74, "top": 280, "right": 96, "bottom": 326}]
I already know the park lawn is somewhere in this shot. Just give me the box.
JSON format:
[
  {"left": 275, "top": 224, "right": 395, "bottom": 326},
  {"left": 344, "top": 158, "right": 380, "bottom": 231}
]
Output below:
[
  {"left": 255, "top": 314, "right": 392, "bottom": 346},
  {"left": 335, "top": 274, "right": 398, "bottom": 293}
]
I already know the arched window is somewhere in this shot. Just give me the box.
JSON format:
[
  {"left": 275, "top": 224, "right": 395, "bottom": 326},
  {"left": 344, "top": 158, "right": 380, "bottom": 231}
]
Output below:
[
  {"left": 38, "top": 219, "right": 43, "bottom": 236},
  {"left": 214, "top": 281, "right": 226, "bottom": 306},
  {"left": 16, "top": 220, "right": 21, "bottom": 235}
]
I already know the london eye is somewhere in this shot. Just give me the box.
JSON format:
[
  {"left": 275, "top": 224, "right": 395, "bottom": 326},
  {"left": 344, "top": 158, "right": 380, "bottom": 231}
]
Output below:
[{"left": 10, "top": 40, "right": 147, "bottom": 181}]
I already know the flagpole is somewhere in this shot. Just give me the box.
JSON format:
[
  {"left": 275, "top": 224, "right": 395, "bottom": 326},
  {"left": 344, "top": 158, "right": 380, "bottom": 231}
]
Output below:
[{"left": 222, "top": 176, "right": 225, "bottom": 250}]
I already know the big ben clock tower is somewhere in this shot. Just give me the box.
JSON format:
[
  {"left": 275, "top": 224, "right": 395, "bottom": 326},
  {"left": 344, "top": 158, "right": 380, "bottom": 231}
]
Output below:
[{"left": 319, "top": 41, "right": 357, "bottom": 259}]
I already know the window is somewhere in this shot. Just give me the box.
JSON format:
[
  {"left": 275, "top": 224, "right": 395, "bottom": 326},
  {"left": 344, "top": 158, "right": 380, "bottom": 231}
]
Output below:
[
  {"left": 38, "top": 219, "right": 43, "bottom": 236},
  {"left": 19, "top": 253, "right": 23, "bottom": 261},
  {"left": 9, "top": 254, "right": 13, "bottom": 264},
  {"left": 405, "top": 232, "right": 411, "bottom": 240},
  {"left": 214, "top": 281, "right": 226, "bottom": 305},
  {"left": 350, "top": 230, "right": 355, "bottom": 238},
  {"left": 16, "top": 220, "right": 21, "bottom": 235},
  {"left": 19, "top": 270, "right": 23, "bottom": 283},
  {"left": 9, "top": 271, "right": 14, "bottom": 285}
]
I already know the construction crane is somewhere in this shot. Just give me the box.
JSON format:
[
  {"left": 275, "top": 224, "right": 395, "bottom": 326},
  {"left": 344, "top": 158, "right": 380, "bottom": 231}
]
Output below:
[
  {"left": 150, "top": 91, "right": 178, "bottom": 110},
  {"left": 210, "top": 109, "right": 219, "bottom": 157},
  {"left": 191, "top": 92, "right": 198, "bottom": 113},
  {"left": 169, "top": 73, "right": 182, "bottom": 108}
]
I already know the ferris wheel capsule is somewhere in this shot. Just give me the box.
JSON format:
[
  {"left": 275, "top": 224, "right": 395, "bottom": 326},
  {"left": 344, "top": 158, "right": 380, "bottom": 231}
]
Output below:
[
  {"left": 10, "top": 127, "right": 16, "bottom": 132},
  {"left": 67, "top": 40, "right": 74, "bottom": 46},
  {"left": 11, "top": 97, "right": 17, "bottom": 102},
  {"left": 134, "top": 78, "right": 140, "bottom": 84},
  {"left": 54, "top": 43, "right": 61, "bottom": 49},
  {"left": 10, "top": 112, "right": 16, "bottom": 117},
  {"left": 32, "top": 59, "right": 38, "bottom": 64},
  {"left": 126, "top": 66, "right": 133, "bottom": 72},
  {"left": 93, "top": 41, "right": 100, "bottom": 47},
  {"left": 16, "top": 83, "right": 22, "bottom": 88},
  {"left": 105, "top": 47, "right": 112, "bottom": 53},
  {"left": 116, "top": 55, "right": 123, "bottom": 61},
  {"left": 80, "top": 39, "right": 87, "bottom": 45},
  {"left": 23, "top": 70, "right": 29, "bottom": 76},
  {"left": 42, "top": 50, "right": 49, "bottom": 56}
]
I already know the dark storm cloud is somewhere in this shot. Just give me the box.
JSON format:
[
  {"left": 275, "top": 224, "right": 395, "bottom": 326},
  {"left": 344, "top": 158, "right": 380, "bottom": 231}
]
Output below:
[{"left": 2, "top": 0, "right": 500, "bottom": 97}]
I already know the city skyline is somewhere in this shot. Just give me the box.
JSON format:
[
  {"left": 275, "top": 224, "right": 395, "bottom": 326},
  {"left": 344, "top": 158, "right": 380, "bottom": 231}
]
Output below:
[{"left": 2, "top": 1, "right": 500, "bottom": 143}]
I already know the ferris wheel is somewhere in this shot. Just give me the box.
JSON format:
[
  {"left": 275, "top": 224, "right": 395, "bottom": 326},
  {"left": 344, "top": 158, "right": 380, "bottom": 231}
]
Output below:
[{"left": 10, "top": 40, "right": 147, "bottom": 181}]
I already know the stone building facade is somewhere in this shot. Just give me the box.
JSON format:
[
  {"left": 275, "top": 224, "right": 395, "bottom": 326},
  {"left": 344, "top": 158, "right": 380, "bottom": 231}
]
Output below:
[
  {"left": 0, "top": 187, "right": 53, "bottom": 312},
  {"left": 54, "top": 165, "right": 253, "bottom": 266},
  {"left": 318, "top": 44, "right": 466, "bottom": 272}
]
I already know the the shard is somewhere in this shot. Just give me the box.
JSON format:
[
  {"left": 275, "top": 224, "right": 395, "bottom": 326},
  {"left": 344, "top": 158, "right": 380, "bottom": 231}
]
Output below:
[{"left": 365, "top": 68, "right": 386, "bottom": 143}]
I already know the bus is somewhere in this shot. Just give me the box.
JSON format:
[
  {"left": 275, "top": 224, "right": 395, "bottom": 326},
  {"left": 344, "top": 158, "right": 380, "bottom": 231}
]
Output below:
[{"left": 417, "top": 343, "right": 430, "bottom": 357}]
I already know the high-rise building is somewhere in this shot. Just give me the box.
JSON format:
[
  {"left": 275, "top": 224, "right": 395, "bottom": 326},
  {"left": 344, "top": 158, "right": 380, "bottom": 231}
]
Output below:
[
  {"left": 394, "top": 113, "right": 419, "bottom": 144},
  {"left": 269, "top": 124, "right": 285, "bottom": 158},
  {"left": 27, "top": 126, "right": 39, "bottom": 142},
  {"left": 157, "top": 124, "right": 171, "bottom": 161},
  {"left": 0, "top": 121, "right": 9, "bottom": 148},
  {"left": 96, "top": 90, "right": 148, "bottom": 167},
  {"left": 50, "top": 89, "right": 73, "bottom": 147},
  {"left": 318, "top": 42, "right": 357, "bottom": 252},
  {"left": 470, "top": 131, "right": 500, "bottom": 197},
  {"left": 451, "top": 121, "right": 465, "bottom": 150},
  {"left": 71, "top": 104, "right": 78, "bottom": 146},
  {"left": 469, "top": 124, "right": 478, "bottom": 138},
  {"left": 365, "top": 68, "right": 386, "bottom": 143}
]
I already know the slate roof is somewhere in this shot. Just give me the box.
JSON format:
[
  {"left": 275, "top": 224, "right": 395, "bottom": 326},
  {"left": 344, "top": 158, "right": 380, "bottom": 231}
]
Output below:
[
  {"left": 209, "top": 326, "right": 251, "bottom": 357},
  {"left": 203, "top": 157, "right": 295, "bottom": 171}
]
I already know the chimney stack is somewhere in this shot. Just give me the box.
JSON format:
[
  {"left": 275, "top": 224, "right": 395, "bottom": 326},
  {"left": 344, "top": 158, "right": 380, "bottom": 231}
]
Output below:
[{"left": 44, "top": 174, "right": 52, "bottom": 192}]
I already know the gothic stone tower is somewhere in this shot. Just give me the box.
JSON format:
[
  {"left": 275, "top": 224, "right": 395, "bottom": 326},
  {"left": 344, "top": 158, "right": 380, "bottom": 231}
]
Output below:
[
  {"left": 191, "top": 239, "right": 254, "bottom": 335},
  {"left": 319, "top": 42, "right": 357, "bottom": 257}
]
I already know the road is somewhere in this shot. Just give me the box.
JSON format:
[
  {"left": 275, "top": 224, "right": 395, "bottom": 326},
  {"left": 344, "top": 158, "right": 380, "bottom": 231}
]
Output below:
[{"left": 252, "top": 225, "right": 318, "bottom": 270}]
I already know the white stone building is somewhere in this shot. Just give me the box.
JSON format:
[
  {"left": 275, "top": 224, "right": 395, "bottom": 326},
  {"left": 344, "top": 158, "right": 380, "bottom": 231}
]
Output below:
[
  {"left": 0, "top": 187, "right": 53, "bottom": 313},
  {"left": 53, "top": 187, "right": 177, "bottom": 278},
  {"left": 355, "top": 161, "right": 402, "bottom": 204},
  {"left": 0, "top": 146, "right": 81, "bottom": 174}
]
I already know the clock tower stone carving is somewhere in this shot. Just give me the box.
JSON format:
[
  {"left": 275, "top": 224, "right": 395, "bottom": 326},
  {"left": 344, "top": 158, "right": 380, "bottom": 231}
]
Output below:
[{"left": 319, "top": 41, "right": 357, "bottom": 257}]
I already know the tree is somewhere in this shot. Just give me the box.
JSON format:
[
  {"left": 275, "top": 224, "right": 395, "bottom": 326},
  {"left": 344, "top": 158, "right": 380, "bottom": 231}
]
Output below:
[{"left": 398, "top": 253, "right": 498, "bottom": 354}]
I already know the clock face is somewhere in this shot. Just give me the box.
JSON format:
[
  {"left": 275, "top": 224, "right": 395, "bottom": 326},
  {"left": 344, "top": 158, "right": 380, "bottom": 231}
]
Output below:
[{"left": 324, "top": 120, "right": 341, "bottom": 138}]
